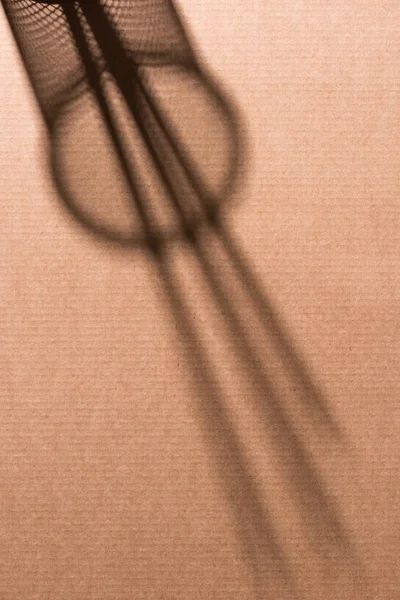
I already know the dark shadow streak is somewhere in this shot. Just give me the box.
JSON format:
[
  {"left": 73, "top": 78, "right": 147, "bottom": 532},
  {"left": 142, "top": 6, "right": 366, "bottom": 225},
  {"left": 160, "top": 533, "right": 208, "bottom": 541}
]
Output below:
[
  {"left": 157, "top": 252, "right": 296, "bottom": 597},
  {"left": 57, "top": 5, "right": 298, "bottom": 593},
  {"left": 1, "top": 1, "right": 365, "bottom": 597}
]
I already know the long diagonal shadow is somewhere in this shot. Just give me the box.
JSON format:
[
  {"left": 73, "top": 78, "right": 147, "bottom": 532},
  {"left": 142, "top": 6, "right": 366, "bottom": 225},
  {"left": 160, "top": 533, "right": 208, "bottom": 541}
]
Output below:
[{"left": 2, "top": 1, "right": 366, "bottom": 597}]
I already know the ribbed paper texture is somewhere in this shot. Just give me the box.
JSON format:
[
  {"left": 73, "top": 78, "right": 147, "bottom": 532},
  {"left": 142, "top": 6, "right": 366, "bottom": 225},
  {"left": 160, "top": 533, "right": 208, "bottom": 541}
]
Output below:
[{"left": 0, "top": 2, "right": 399, "bottom": 599}]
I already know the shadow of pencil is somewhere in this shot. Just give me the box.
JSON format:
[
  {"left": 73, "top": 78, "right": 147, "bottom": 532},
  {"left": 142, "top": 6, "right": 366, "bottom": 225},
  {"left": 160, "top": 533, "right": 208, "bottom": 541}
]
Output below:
[{"left": 2, "top": 1, "right": 366, "bottom": 597}]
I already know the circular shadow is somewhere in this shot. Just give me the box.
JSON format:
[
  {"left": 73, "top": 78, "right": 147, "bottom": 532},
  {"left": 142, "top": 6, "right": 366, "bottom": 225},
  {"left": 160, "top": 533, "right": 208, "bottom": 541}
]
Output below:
[{"left": 50, "top": 63, "right": 244, "bottom": 249}]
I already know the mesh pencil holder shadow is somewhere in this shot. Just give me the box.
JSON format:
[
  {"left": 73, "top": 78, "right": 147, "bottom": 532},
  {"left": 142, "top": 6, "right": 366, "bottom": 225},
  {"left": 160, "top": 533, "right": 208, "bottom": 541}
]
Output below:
[{"left": 2, "top": 0, "right": 243, "bottom": 247}]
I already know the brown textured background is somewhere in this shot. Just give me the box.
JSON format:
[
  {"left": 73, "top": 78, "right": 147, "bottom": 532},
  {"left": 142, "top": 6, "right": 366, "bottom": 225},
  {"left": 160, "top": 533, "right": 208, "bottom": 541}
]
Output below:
[{"left": 0, "top": 1, "right": 399, "bottom": 599}]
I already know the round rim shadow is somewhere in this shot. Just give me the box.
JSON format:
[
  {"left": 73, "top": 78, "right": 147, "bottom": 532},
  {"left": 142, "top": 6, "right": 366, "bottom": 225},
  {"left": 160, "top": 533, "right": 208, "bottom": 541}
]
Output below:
[{"left": 49, "top": 65, "right": 246, "bottom": 249}]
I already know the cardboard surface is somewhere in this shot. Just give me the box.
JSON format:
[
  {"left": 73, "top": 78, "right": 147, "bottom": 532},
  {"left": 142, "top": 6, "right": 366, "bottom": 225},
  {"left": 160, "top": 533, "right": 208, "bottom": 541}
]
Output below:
[{"left": 1, "top": 2, "right": 399, "bottom": 598}]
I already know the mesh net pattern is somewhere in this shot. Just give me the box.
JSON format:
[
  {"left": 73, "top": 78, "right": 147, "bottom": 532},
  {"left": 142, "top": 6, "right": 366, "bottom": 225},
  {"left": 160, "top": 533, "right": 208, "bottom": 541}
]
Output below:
[
  {"left": 2, "top": 0, "right": 193, "bottom": 119},
  {"left": 1, "top": 0, "right": 239, "bottom": 245}
]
